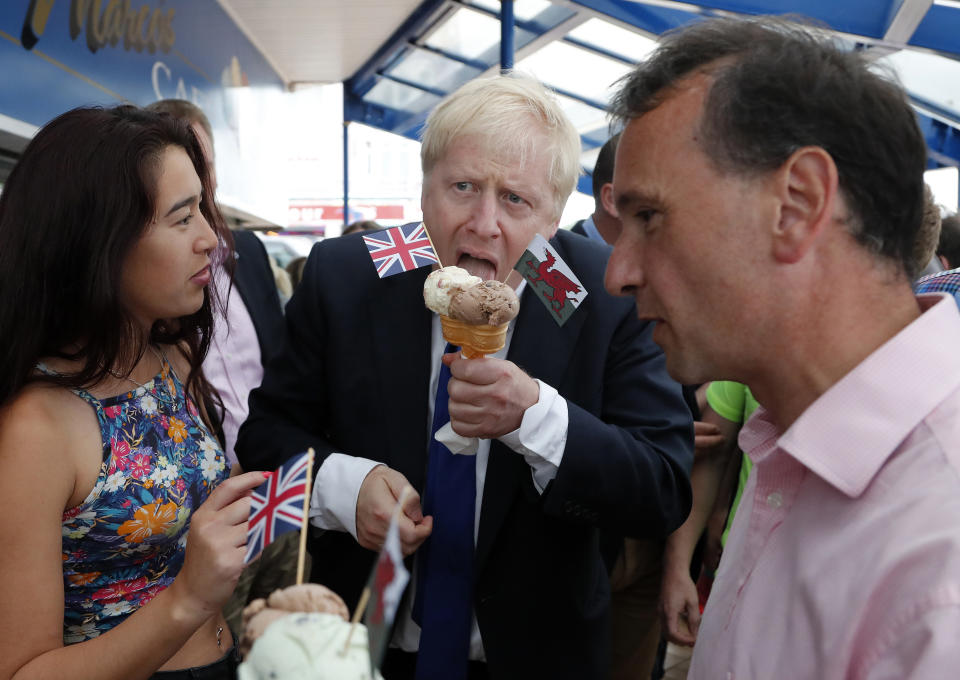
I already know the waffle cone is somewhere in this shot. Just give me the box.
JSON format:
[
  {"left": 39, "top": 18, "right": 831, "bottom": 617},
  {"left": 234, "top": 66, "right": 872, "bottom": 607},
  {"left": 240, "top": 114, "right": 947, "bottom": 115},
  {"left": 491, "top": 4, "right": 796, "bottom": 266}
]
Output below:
[{"left": 440, "top": 315, "right": 508, "bottom": 358}]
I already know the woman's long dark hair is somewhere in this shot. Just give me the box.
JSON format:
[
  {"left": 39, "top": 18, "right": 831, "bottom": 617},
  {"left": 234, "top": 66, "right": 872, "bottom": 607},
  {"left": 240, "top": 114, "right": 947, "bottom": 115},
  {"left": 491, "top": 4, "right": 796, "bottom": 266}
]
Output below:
[{"left": 0, "top": 105, "right": 234, "bottom": 409}]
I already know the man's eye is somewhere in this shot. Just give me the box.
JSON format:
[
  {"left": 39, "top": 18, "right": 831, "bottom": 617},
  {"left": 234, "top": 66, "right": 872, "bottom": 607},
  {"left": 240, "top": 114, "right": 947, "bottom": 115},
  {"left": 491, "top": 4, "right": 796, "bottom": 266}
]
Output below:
[
  {"left": 634, "top": 210, "right": 660, "bottom": 230},
  {"left": 506, "top": 192, "right": 524, "bottom": 204},
  {"left": 455, "top": 182, "right": 472, "bottom": 191}
]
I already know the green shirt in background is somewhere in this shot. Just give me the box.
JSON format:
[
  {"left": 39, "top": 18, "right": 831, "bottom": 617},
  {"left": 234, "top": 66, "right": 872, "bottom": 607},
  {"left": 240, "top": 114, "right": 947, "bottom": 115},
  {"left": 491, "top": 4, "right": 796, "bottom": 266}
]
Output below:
[{"left": 705, "top": 381, "right": 759, "bottom": 546}]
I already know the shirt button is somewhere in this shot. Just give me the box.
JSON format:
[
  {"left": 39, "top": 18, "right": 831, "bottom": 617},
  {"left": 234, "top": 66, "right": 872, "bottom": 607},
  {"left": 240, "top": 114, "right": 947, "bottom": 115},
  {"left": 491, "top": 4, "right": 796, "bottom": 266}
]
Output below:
[{"left": 766, "top": 491, "right": 783, "bottom": 508}]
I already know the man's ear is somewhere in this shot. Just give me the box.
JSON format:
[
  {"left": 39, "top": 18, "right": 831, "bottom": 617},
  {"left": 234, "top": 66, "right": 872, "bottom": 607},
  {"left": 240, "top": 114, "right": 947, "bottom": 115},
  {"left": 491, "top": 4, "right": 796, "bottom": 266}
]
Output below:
[
  {"left": 543, "top": 219, "right": 560, "bottom": 240},
  {"left": 772, "top": 146, "right": 839, "bottom": 264},
  {"left": 600, "top": 182, "right": 617, "bottom": 218}
]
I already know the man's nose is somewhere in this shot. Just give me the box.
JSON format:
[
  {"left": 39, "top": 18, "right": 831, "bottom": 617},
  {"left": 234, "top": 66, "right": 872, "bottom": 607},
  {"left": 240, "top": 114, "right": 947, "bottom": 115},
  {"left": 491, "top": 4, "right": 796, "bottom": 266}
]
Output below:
[
  {"left": 604, "top": 236, "right": 644, "bottom": 297},
  {"left": 468, "top": 191, "right": 501, "bottom": 239}
]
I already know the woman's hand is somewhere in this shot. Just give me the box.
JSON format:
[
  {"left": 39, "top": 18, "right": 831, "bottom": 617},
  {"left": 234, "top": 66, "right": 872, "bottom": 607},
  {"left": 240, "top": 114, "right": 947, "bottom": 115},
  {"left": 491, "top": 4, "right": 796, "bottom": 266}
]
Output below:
[{"left": 168, "top": 471, "right": 268, "bottom": 618}]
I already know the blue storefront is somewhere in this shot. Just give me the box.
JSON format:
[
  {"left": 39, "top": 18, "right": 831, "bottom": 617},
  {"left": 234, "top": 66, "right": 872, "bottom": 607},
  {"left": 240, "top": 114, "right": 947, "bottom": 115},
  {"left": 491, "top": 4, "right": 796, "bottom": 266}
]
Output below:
[{"left": 0, "top": 0, "right": 288, "bottom": 224}]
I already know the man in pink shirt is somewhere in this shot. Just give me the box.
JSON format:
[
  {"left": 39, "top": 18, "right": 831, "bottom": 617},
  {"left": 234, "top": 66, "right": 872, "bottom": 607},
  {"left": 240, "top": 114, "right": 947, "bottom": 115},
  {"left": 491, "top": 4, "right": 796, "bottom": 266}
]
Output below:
[{"left": 605, "top": 16, "right": 960, "bottom": 679}]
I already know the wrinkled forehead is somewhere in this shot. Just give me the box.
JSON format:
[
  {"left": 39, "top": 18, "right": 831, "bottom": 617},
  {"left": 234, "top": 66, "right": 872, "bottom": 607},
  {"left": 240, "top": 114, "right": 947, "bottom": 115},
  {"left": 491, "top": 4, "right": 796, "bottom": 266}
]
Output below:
[{"left": 432, "top": 129, "right": 545, "bottom": 179}]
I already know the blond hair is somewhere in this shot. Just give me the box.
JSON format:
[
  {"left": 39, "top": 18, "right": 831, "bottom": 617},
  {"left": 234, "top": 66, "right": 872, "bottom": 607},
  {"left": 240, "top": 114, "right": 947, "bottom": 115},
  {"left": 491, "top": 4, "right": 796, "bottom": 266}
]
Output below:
[{"left": 420, "top": 73, "right": 581, "bottom": 220}]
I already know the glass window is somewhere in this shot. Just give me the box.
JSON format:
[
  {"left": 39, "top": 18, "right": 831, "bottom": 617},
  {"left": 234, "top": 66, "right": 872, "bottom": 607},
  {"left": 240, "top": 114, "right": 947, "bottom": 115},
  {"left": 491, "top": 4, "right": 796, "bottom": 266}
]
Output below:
[
  {"left": 554, "top": 93, "right": 609, "bottom": 134},
  {"left": 387, "top": 49, "right": 482, "bottom": 94},
  {"left": 470, "top": 0, "right": 553, "bottom": 21},
  {"left": 567, "top": 18, "right": 658, "bottom": 63},
  {"left": 878, "top": 49, "right": 960, "bottom": 117},
  {"left": 364, "top": 79, "right": 442, "bottom": 114},
  {"left": 581, "top": 145, "right": 602, "bottom": 174},
  {"left": 425, "top": 7, "right": 502, "bottom": 60},
  {"left": 517, "top": 42, "right": 632, "bottom": 104},
  {"left": 424, "top": 6, "right": 534, "bottom": 64}
]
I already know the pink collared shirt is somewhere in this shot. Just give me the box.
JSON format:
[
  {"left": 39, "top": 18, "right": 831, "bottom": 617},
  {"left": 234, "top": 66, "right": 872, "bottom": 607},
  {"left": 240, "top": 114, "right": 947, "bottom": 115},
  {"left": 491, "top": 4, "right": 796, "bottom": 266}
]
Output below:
[
  {"left": 690, "top": 294, "right": 960, "bottom": 680},
  {"left": 204, "top": 268, "right": 263, "bottom": 467}
]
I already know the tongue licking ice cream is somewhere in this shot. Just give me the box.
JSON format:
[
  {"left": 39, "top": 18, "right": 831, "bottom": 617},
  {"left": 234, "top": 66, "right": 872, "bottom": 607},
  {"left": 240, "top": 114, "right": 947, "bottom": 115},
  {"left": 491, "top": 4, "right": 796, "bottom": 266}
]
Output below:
[
  {"left": 423, "top": 266, "right": 520, "bottom": 358},
  {"left": 237, "top": 584, "right": 383, "bottom": 679}
]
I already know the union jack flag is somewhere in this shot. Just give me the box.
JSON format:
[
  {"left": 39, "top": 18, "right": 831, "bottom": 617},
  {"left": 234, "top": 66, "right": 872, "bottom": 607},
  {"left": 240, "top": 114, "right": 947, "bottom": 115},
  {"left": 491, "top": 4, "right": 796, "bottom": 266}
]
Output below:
[
  {"left": 244, "top": 451, "right": 311, "bottom": 564},
  {"left": 363, "top": 222, "right": 439, "bottom": 278}
]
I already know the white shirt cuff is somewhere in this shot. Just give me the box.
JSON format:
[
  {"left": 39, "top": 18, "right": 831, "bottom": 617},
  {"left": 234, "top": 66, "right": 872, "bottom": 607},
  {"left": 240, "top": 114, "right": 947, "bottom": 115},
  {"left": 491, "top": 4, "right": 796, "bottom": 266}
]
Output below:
[
  {"left": 499, "top": 379, "right": 568, "bottom": 492},
  {"left": 309, "top": 453, "right": 381, "bottom": 539}
]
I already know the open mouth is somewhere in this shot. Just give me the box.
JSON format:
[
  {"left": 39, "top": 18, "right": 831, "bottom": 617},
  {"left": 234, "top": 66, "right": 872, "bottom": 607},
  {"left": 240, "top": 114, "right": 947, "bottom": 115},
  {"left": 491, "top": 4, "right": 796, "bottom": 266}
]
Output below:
[{"left": 457, "top": 253, "right": 497, "bottom": 281}]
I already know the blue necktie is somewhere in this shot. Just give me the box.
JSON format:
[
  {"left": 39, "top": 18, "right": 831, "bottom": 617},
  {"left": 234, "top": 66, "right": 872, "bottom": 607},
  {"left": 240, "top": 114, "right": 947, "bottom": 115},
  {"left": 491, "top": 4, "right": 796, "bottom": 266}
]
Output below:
[{"left": 413, "top": 343, "right": 475, "bottom": 680}]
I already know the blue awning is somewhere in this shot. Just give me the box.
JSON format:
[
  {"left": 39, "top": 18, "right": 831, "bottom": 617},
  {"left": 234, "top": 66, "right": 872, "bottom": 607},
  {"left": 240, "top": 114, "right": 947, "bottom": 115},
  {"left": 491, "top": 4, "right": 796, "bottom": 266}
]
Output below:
[{"left": 342, "top": 0, "right": 960, "bottom": 174}]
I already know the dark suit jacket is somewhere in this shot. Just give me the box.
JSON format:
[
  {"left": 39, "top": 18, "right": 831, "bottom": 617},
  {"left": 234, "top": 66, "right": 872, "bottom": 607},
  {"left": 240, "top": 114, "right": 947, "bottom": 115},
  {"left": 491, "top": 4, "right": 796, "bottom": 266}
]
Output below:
[
  {"left": 236, "top": 228, "right": 693, "bottom": 679},
  {"left": 570, "top": 219, "right": 587, "bottom": 237},
  {"left": 230, "top": 229, "right": 285, "bottom": 366}
]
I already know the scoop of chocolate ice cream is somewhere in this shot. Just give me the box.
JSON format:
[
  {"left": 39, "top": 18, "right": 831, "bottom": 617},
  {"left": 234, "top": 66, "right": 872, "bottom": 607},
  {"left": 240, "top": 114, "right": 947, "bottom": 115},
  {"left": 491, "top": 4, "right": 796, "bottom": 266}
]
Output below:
[{"left": 448, "top": 280, "right": 520, "bottom": 326}]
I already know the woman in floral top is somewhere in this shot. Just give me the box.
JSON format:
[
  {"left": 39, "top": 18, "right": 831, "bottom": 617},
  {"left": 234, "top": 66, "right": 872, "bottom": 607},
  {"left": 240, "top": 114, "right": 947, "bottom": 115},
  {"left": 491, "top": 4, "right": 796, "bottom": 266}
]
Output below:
[{"left": 0, "top": 107, "right": 268, "bottom": 679}]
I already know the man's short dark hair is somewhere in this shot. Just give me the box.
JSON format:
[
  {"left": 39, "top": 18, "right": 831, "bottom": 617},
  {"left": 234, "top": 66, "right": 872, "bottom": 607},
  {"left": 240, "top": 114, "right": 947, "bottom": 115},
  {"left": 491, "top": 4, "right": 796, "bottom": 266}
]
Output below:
[
  {"left": 938, "top": 214, "right": 960, "bottom": 269},
  {"left": 610, "top": 16, "right": 928, "bottom": 279},
  {"left": 591, "top": 133, "right": 621, "bottom": 200}
]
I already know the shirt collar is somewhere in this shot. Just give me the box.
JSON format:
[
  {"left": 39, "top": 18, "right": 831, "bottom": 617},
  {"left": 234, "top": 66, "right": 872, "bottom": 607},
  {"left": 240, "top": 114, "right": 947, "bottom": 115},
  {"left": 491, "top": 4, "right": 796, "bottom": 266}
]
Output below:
[{"left": 744, "top": 295, "right": 960, "bottom": 497}]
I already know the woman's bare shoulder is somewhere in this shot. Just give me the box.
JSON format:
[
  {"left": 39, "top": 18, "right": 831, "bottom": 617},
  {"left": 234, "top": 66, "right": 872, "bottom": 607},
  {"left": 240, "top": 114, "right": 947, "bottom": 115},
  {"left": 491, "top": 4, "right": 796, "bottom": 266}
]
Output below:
[
  {"left": 0, "top": 381, "right": 81, "bottom": 435},
  {"left": 0, "top": 382, "right": 84, "bottom": 495}
]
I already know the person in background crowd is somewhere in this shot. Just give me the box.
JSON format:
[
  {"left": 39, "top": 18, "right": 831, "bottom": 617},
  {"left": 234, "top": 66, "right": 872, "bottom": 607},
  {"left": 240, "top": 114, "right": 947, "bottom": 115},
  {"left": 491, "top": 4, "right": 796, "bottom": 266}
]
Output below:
[
  {"left": 914, "top": 184, "right": 944, "bottom": 279},
  {"left": 237, "top": 73, "right": 693, "bottom": 680},
  {"left": 658, "top": 382, "right": 754, "bottom": 655},
  {"left": 0, "top": 105, "right": 266, "bottom": 680},
  {"left": 342, "top": 219, "right": 382, "bottom": 236},
  {"left": 571, "top": 133, "right": 623, "bottom": 245},
  {"left": 145, "top": 99, "right": 289, "bottom": 635},
  {"left": 572, "top": 131, "right": 699, "bottom": 680},
  {"left": 606, "top": 16, "right": 960, "bottom": 678},
  {"left": 285, "top": 255, "right": 308, "bottom": 290},
  {"left": 936, "top": 213, "right": 960, "bottom": 270}
]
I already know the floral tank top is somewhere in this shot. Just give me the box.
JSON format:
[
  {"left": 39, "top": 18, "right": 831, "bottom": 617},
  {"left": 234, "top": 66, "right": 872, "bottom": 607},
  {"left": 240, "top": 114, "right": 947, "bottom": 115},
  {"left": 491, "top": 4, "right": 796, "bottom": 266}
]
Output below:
[{"left": 50, "top": 353, "right": 229, "bottom": 644}]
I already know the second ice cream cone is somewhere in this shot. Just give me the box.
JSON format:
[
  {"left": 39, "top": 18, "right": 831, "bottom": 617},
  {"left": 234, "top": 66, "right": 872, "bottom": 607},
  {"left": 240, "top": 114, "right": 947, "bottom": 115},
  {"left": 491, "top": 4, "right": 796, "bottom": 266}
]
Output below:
[{"left": 440, "top": 315, "right": 508, "bottom": 358}]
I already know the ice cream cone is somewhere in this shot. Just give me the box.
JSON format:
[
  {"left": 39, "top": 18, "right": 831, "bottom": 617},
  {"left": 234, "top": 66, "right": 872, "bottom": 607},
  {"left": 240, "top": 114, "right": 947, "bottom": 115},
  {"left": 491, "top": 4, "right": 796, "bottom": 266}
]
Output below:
[{"left": 440, "top": 315, "right": 508, "bottom": 358}]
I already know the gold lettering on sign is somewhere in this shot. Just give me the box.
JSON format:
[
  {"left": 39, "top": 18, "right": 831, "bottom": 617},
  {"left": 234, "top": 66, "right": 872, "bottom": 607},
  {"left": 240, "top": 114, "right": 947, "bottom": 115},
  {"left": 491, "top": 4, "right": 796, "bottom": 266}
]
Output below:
[
  {"left": 20, "top": 0, "right": 56, "bottom": 49},
  {"left": 21, "top": 0, "right": 175, "bottom": 54}
]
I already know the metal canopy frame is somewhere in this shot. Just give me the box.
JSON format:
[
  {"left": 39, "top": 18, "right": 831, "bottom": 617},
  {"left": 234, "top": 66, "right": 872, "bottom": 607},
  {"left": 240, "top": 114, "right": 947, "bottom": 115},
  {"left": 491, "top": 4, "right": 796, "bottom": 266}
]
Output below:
[{"left": 340, "top": 0, "right": 960, "bottom": 214}]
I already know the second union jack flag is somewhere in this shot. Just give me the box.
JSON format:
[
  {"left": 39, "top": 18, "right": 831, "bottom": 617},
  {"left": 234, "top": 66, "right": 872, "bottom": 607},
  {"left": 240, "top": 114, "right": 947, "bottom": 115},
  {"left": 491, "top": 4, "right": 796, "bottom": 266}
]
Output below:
[
  {"left": 244, "top": 451, "right": 310, "bottom": 564},
  {"left": 363, "top": 222, "right": 439, "bottom": 278}
]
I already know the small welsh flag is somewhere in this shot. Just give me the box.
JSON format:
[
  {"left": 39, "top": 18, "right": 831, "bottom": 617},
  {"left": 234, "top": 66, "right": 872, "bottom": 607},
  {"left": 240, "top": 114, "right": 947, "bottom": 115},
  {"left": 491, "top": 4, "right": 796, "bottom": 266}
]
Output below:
[
  {"left": 364, "top": 498, "right": 410, "bottom": 674},
  {"left": 514, "top": 233, "right": 587, "bottom": 326}
]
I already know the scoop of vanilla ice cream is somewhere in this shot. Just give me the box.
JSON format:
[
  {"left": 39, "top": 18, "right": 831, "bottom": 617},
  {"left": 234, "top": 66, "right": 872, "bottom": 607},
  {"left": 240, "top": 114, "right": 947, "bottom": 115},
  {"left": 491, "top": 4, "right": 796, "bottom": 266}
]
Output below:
[
  {"left": 423, "top": 266, "right": 482, "bottom": 315},
  {"left": 238, "top": 613, "right": 383, "bottom": 680},
  {"left": 240, "top": 583, "right": 349, "bottom": 656}
]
